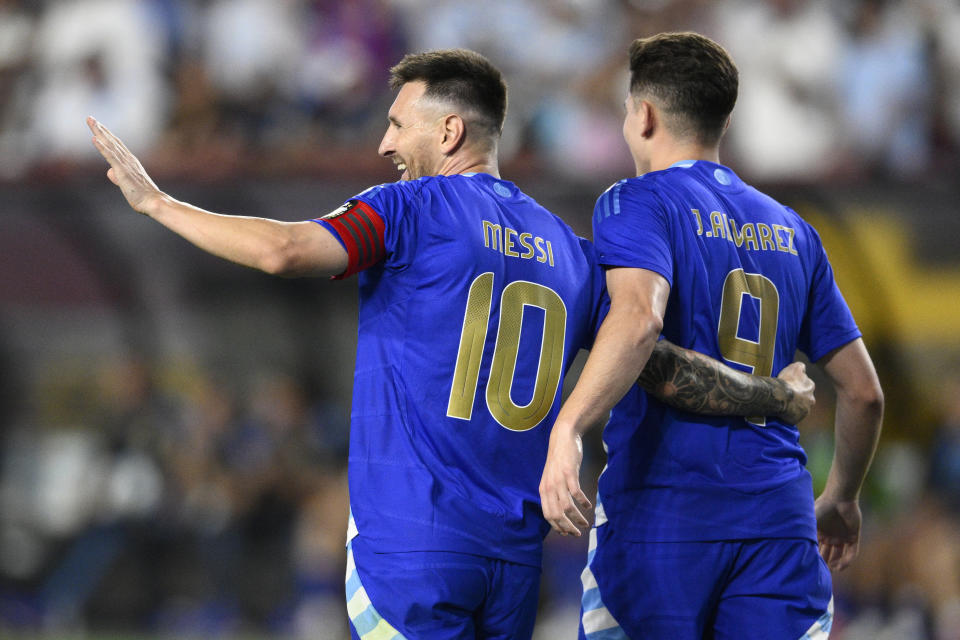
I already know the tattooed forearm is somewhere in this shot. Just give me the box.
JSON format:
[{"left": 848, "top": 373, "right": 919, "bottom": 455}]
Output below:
[{"left": 639, "top": 340, "right": 795, "bottom": 419}]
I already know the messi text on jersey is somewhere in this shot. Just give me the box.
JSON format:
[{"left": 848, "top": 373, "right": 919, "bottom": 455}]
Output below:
[{"left": 481, "top": 220, "right": 555, "bottom": 267}]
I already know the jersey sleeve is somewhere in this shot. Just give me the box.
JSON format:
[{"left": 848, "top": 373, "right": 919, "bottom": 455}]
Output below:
[
  {"left": 578, "top": 236, "right": 610, "bottom": 344},
  {"left": 797, "top": 224, "right": 862, "bottom": 362},
  {"left": 592, "top": 180, "right": 674, "bottom": 287},
  {"left": 311, "top": 182, "right": 418, "bottom": 279}
]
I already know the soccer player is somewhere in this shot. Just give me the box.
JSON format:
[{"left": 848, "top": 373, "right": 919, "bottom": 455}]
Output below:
[
  {"left": 89, "top": 48, "right": 817, "bottom": 639},
  {"left": 539, "top": 32, "right": 885, "bottom": 639}
]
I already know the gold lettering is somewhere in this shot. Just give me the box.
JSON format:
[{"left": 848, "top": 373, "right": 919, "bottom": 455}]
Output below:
[
  {"left": 710, "top": 211, "right": 727, "bottom": 240},
  {"left": 757, "top": 224, "right": 776, "bottom": 252},
  {"left": 691, "top": 208, "right": 704, "bottom": 235},
  {"left": 518, "top": 232, "right": 535, "bottom": 259},
  {"left": 773, "top": 225, "right": 791, "bottom": 253},
  {"left": 741, "top": 223, "right": 759, "bottom": 251},
  {"left": 483, "top": 221, "right": 502, "bottom": 251},
  {"left": 728, "top": 217, "right": 744, "bottom": 247},
  {"left": 535, "top": 237, "right": 548, "bottom": 263},
  {"left": 484, "top": 221, "right": 555, "bottom": 267},
  {"left": 784, "top": 226, "right": 798, "bottom": 255},
  {"left": 504, "top": 227, "right": 519, "bottom": 257}
]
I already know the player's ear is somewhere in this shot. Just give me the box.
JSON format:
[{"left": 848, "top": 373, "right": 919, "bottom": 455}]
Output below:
[
  {"left": 439, "top": 114, "right": 466, "bottom": 154},
  {"left": 639, "top": 100, "right": 656, "bottom": 139}
]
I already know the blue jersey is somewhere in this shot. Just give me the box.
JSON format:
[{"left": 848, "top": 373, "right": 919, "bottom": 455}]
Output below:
[
  {"left": 592, "top": 161, "right": 860, "bottom": 542},
  {"left": 316, "top": 173, "right": 605, "bottom": 567}
]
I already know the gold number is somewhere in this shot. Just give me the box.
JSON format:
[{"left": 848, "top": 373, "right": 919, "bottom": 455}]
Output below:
[
  {"left": 447, "top": 273, "right": 494, "bottom": 421},
  {"left": 447, "top": 274, "right": 567, "bottom": 431},
  {"left": 717, "top": 269, "right": 780, "bottom": 425},
  {"left": 487, "top": 281, "right": 567, "bottom": 431}
]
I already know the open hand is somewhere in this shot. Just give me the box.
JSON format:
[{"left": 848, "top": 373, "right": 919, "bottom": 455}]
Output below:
[
  {"left": 814, "top": 495, "right": 861, "bottom": 571},
  {"left": 539, "top": 427, "right": 592, "bottom": 536},
  {"left": 87, "top": 116, "right": 163, "bottom": 215}
]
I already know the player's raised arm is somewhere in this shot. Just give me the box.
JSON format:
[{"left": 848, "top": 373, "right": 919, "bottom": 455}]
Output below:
[
  {"left": 640, "top": 341, "right": 816, "bottom": 424},
  {"left": 87, "top": 117, "right": 347, "bottom": 278},
  {"left": 813, "top": 338, "right": 883, "bottom": 571}
]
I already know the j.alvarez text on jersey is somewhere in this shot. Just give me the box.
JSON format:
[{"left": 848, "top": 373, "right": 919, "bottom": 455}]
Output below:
[
  {"left": 690, "top": 208, "right": 798, "bottom": 256},
  {"left": 481, "top": 220, "right": 555, "bottom": 266}
]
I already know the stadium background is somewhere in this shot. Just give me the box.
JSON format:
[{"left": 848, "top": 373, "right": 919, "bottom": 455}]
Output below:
[{"left": 2, "top": 0, "right": 960, "bottom": 638}]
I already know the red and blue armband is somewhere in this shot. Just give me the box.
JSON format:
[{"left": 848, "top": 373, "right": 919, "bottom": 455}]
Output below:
[{"left": 313, "top": 200, "right": 386, "bottom": 279}]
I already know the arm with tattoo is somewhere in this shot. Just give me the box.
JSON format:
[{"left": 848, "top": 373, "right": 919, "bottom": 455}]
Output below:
[{"left": 639, "top": 339, "right": 814, "bottom": 424}]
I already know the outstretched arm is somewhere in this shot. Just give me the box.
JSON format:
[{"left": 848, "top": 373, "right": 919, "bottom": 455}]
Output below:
[
  {"left": 87, "top": 117, "right": 347, "bottom": 277},
  {"left": 814, "top": 338, "right": 883, "bottom": 572},
  {"left": 640, "top": 340, "right": 815, "bottom": 424}
]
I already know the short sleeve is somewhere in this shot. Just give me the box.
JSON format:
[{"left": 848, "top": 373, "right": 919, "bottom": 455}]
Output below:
[
  {"left": 592, "top": 180, "right": 674, "bottom": 287},
  {"left": 355, "top": 182, "right": 420, "bottom": 271},
  {"left": 578, "top": 236, "right": 610, "bottom": 343},
  {"left": 797, "top": 225, "right": 862, "bottom": 362},
  {"left": 312, "top": 181, "right": 419, "bottom": 279}
]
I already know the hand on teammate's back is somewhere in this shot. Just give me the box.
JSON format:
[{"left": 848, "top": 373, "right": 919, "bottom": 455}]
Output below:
[{"left": 777, "top": 361, "right": 816, "bottom": 424}]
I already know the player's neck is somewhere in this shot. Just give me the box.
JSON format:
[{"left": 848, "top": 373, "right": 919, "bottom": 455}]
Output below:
[
  {"left": 438, "top": 151, "right": 500, "bottom": 179},
  {"left": 641, "top": 142, "right": 721, "bottom": 175}
]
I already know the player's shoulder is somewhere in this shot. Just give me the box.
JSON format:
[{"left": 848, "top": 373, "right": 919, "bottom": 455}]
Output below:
[
  {"left": 778, "top": 203, "right": 812, "bottom": 229},
  {"left": 350, "top": 179, "right": 432, "bottom": 222},
  {"left": 780, "top": 205, "right": 825, "bottom": 253},
  {"left": 598, "top": 176, "right": 658, "bottom": 198},
  {"left": 594, "top": 176, "right": 665, "bottom": 222},
  {"left": 750, "top": 188, "right": 817, "bottom": 236},
  {"left": 358, "top": 177, "right": 428, "bottom": 200}
]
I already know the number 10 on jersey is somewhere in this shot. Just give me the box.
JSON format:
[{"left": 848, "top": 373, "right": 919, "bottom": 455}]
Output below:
[{"left": 446, "top": 272, "right": 567, "bottom": 431}]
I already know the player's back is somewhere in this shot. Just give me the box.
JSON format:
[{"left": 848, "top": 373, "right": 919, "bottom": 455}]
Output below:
[
  {"left": 593, "top": 161, "right": 859, "bottom": 542},
  {"left": 346, "top": 173, "right": 604, "bottom": 566}
]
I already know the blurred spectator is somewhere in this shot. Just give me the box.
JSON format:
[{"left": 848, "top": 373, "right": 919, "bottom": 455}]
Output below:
[
  {"left": 399, "top": 0, "right": 627, "bottom": 168},
  {"left": 711, "top": 0, "right": 845, "bottom": 183},
  {"left": 292, "top": 0, "right": 403, "bottom": 141},
  {"left": 835, "top": 0, "right": 933, "bottom": 180},
  {"left": 926, "top": 0, "right": 960, "bottom": 168},
  {"left": 25, "top": 0, "right": 169, "bottom": 169},
  {"left": 930, "top": 373, "right": 960, "bottom": 512},
  {"left": 0, "top": 0, "right": 39, "bottom": 179},
  {"left": 196, "top": 0, "right": 302, "bottom": 147},
  {"left": 148, "top": 55, "right": 242, "bottom": 178},
  {"left": 527, "top": 59, "right": 633, "bottom": 182}
]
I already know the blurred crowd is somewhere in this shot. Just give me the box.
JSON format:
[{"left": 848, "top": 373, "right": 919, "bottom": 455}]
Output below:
[
  {"left": 7, "top": 335, "right": 960, "bottom": 639},
  {"left": 1, "top": 354, "right": 356, "bottom": 637},
  {"left": 798, "top": 372, "right": 960, "bottom": 640},
  {"left": 3, "top": 0, "right": 960, "bottom": 638},
  {"left": 2, "top": 0, "right": 960, "bottom": 184}
]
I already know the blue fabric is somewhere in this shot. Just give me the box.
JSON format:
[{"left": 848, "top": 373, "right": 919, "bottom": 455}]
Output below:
[
  {"left": 350, "top": 535, "right": 540, "bottom": 640},
  {"left": 592, "top": 161, "right": 860, "bottom": 543},
  {"left": 342, "top": 173, "right": 606, "bottom": 567},
  {"left": 583, "top": 524, "right": 832, "bottom": 639}
]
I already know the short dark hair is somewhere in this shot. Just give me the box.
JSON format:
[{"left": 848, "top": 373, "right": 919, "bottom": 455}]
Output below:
[
  {"left": 389, "top": 49, "right": 508, "bottom": 140},
  {"left": 629, "top": 32, "right": 738, "bottom": 145}
]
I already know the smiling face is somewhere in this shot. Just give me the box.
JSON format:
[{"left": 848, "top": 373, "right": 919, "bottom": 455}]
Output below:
[{"left": 377, "top": 81, "right": 446, "bottom": 181}]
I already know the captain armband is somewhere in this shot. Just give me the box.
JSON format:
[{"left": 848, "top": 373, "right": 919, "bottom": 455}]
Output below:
[{"left": 315, "top": 200, "right": 386, "bottom": 279}]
